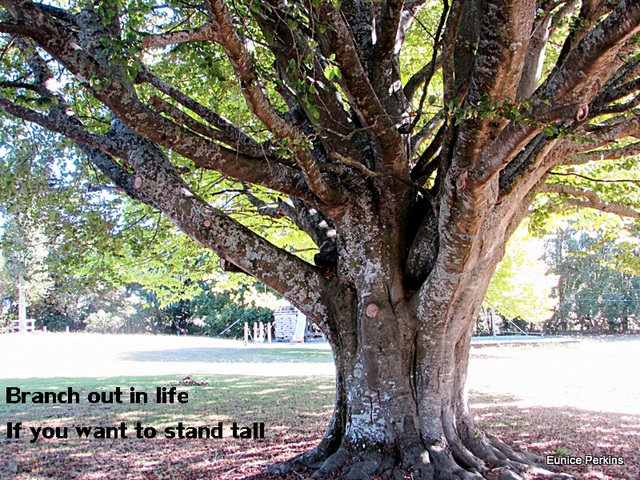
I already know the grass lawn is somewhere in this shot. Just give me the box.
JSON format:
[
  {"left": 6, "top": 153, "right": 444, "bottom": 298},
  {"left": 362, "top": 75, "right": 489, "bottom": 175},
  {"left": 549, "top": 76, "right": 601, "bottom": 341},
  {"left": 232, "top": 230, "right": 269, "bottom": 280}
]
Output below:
[
  {"left": 1, "top": 374, "right": 334, "bottom": 480},
  {"left": 1, "top": 333, "right": 639, "bottom": 479}
]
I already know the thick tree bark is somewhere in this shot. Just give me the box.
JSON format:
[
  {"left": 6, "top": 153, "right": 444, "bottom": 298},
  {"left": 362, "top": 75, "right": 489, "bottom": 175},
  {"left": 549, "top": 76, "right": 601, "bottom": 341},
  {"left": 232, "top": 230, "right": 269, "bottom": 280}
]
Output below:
[
  {"left": 272, "top": 281, "right": 556, "bottom": 479},
  {"left": 267, "top": 187, "right": 564, "bottom": 479}
]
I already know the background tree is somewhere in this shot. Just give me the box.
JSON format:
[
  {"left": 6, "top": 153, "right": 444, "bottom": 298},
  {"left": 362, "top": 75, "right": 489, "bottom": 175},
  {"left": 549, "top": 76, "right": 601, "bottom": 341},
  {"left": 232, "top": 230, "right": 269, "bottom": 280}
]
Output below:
[
  {"left": 190, "top": 282, "right": 277, "bottom": 337},
  {"left": 0, "top": 213, "right": 53, "bottom": 330},
  {"left": 546, "top": 224, "right": 640, "bottom": 332},
  {"left": 483, "top": 222, "right": 557, "bottom": 330},
  {"left": 0, "top": 250, "right": 15, "bottom": 323},
  {"left": 2, "top": 1, "right": 640, "bottom": 478},
  {"left": 0, "top": 121, "right": 128, "bottom": 329}
]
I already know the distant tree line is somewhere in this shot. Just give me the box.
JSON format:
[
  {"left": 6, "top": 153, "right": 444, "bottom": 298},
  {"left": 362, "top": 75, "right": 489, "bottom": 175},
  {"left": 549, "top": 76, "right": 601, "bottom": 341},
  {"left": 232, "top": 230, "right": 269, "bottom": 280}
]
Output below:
[
  {"left": 545, "top": 226, "right": 640, "bottom": 333},
  {"left": 0, "top": 211, "right": 273, "bottom": 337},
  {"left": 4, "top": 216, "right": 639, "bottom": 337},
  {"left": 0, "top": 143, "right": 277, "bottom": 338},
  {"left": 478, "top": 222, "right": 640, "bottom": 336},
  {"left": 6, "top": 280, "right": 273, "bottom": 338}
]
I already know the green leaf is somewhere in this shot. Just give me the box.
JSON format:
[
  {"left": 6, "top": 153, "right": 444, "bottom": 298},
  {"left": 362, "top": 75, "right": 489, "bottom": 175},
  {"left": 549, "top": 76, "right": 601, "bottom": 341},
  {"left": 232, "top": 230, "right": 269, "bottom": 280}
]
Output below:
[
  {"left": 250, "top": 1, "right": 262, "bottom": 13},
  {"left": 34, "top": 97, "right": 53, "bottom": 108},
  {"left": 324, "top": 65, "right": 337, "bottom": 81}
]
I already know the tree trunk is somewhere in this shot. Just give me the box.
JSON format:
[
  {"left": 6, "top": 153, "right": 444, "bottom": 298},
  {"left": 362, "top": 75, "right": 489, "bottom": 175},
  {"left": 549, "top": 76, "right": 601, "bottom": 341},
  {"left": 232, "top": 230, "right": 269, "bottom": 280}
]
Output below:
[
  {"left": 269, "top": 198, "right": 566, "bottom": 480},
  {"left": 272, "top": 287, "right": 558, "bottom": 479},
  {"left": 18, "top": 273, "right": 27, "bottom": 333}
]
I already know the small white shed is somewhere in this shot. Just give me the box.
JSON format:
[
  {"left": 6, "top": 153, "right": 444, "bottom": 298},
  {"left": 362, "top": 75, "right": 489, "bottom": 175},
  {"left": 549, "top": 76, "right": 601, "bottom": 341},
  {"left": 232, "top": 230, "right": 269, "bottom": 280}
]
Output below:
[{"left": 274, "top": 306, "right": 308, "bottom": 342}]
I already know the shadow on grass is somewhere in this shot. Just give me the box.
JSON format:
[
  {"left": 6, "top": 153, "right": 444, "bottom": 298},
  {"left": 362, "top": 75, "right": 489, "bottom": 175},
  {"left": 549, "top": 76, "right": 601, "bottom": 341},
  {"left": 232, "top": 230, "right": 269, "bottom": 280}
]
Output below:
[
  {"left": 1, "top": 379, "right": 638, "bottom": 480},
  {"left": 470, "top": 391, "right": 640, "bottom": 480},
  {"left": 0, "top": 375, "right": 335, "bottom": 479},
  {"left": 121, "top": 347, "right": 334, "bottom": 364}
]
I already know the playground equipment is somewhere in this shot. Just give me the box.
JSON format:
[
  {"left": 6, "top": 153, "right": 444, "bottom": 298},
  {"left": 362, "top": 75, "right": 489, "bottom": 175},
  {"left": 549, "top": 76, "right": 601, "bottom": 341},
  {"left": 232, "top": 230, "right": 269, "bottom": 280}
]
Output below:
[{"left": 243, "top": 321, "right": 272, "bottom": 346}]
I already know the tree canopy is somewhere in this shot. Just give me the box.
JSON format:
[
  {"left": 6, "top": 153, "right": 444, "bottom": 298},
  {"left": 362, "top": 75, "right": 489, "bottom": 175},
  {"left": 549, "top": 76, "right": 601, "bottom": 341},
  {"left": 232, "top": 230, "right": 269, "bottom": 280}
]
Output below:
[
  {"left": 3, "top": 0, "right": 640, "bottom": 478},
  {"left": 483, "top": 222, "right": 557, "bottom": 325}
]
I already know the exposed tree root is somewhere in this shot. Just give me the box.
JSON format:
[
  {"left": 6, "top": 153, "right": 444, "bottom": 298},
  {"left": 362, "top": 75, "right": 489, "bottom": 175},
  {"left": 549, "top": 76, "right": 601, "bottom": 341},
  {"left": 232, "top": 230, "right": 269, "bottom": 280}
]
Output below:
[
  {"left": 267, "top": 389, "right": 575, "bottom": 480},
  {"left": 266, "top": 442, "right": 335, "bottom": 475},
  {"left": 267, "top": 435, "right": 578, "bottom": 480}
]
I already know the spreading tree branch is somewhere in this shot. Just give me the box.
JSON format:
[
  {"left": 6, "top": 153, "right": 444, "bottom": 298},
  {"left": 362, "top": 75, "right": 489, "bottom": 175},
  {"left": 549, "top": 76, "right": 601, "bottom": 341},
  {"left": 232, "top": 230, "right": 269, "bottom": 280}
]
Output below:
[
  {"left": 591, "top": 58, "right": 640, "bottom": 115},
  {"left": 440, "top": 0, "right": 462, "bottom": 111},
  {"left": 499, "top": 112, "right": 640, "bottom": 205},
  {"left": 250, "top": 1, "right": 356, "bottom": 163},
  {"left": 563, "top": 141, "right": 640, "bottom": 166},
  {"left": 452, "top": 0, "right": 536, "bottom": 171},
  {"left": 549, "top": 171, "right": 640, "bottom": 187},
  {"left": 148, "top": 94, "right": 278, "bottom": 161},
  {"left": 369, "top": 0, "right": 415, "bottom": 118},
  {"left": 78, "top": 145, "right": 160, "bottom": 208},
  {"left": 541, "top": 182, "right": 640, "bottom": 219},
  {"left": 314, "top": 2, "right": 406, "bottom": 173},
  {"left": 404, "top": 56, "right": 441, "bottom": 104},
  {"left": 540, "top": 0, "right": 640, "bottom": 109},
  {"left": 107, "top": 118, "right": 332, "bottom": 319},
  {"left": 516, "top": 1, "right": 558, "bottom": 100},
  {"left": 240, "top": 185, "right": 338, "bottom": 267},
  {"left": 141, "top": 22, "right": 218, "bottom": 49},
  {"left": 138, "top": 69, "right": 270, "bottom": 160},
  {"left": 372, "top": 0, "right": 404, "bottom": 63},
  {"left": 241, "top": 187, "right": 286, "bottom": 220},
  {"left": 554, "top": 0, "right": 613, "bottom": 69},
  {"left": 472, "top": 0, "right": 640, "bottom": 189},
  {"left": 205, "top": 0, "right": 346, "bottom": 205},
  {"left": 1, "top": 1, "right": 336, "bottom": 319},
  {"left": 405, "top": 3, "right": 447, "bottom": 136},
  {"left": 410, "top": 110, "right": 444, "bottom": 156},
  {"left": 2, "top": 1, "right": 319, "bottom": 203},
  {"left": 411, "top": 124, "right": 445, "bottom": 183}
]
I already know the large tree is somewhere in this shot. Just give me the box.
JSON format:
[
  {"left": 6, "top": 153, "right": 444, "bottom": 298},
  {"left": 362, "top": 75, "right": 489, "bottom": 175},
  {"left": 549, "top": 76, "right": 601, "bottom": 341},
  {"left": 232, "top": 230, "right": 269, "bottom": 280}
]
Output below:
[{"left": 2, "top": 0, "right": 640, "bottom": 478}]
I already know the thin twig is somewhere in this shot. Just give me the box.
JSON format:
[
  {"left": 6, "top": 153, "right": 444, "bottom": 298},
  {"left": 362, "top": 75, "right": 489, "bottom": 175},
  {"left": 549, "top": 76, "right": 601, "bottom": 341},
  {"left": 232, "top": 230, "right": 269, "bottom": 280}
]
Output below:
[{"left": 549, "top": 171, "right": 640, "bottom": 187}]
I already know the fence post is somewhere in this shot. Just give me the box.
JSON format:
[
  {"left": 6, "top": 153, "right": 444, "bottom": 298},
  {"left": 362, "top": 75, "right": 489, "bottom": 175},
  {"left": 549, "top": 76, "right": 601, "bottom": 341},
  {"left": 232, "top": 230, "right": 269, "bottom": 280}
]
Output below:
[
  {"left": 267, "top": 322, "right": 272, "bottom": 344},
  {"left": 491, "top": 311, "right": 496, "bottom": 339},
  {"left": 244, "top": 322, "right": 249, "bottom": 346},
  {"left": 18, "top": 274, "right": 26, "bottom": 333}
]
